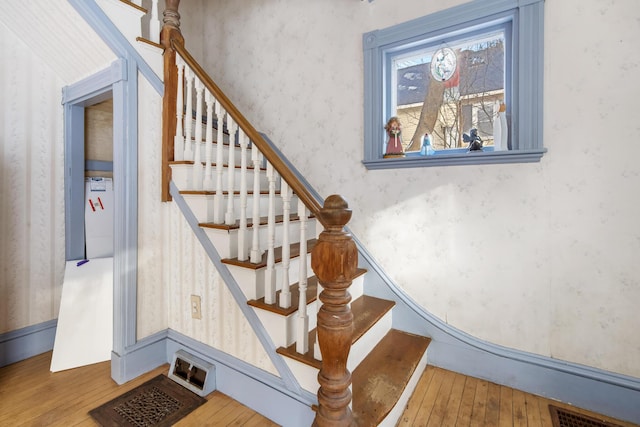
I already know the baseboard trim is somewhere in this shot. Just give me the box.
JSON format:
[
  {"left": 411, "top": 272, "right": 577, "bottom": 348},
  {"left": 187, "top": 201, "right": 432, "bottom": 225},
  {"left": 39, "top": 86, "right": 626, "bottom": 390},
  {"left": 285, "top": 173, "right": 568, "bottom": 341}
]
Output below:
[
  {"left": 355, "top": 238, "right": 640, "bottom": 425},
  {"left": 111, "top": 329, "right": 168, "bottom": 385},
  {"left": 110, "top": 328, "right": 315, "bottom": 427},
  {"left": 0, "top": 319, "right": 57, "bottom": 368},
  {"left": 166, "top": 330, "right": 316, "bottom": 427},
  {"left": 428, "top": 341, "right": 640, "bottom": 425}
]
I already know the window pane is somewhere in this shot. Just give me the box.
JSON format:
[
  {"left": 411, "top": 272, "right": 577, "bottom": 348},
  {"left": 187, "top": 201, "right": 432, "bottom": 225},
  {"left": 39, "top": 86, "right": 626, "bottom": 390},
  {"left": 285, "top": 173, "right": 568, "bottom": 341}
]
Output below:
[{"left": 391, "top": 30, "right": 505, "bottom": 153}]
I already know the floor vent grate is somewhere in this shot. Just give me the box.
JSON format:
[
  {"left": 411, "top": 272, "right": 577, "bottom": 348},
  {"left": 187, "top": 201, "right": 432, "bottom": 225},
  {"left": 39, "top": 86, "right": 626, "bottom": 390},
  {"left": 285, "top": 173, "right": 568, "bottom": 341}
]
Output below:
[{"left": 549, "top": 405, "right": 623, "bottom": 427}]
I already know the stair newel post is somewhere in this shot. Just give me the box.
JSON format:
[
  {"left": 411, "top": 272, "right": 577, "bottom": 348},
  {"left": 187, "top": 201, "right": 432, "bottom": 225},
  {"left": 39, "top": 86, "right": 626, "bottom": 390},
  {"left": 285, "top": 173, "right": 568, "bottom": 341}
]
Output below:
[
  {"left": 203, "top": 92, "right": 214, "bottom": 190},
  {"left": 249, "top": 143, "right": 263, "bottom": 263},
  {"left": 192, "top": 76, "right": 204, "bottom": 190},
  {"left": 312, "top": 195, "right": 357, "bottom": 427},
  {"left": 160, "top": 0, "right": 182, "bottom": 201},
  {"left": 278, "top": 181, "right": 292, "bottom": 309},
  {"left": 237, "top": 131, "right": 249, "bottom": 261},
  {"left": 264, "top": 162, "right": 277, "bottom": 304},
  {"left": 296, "top": 199, "right": 309, "bottom": 354},
  {"left": 225, "top": 117, "right": 237, "bottom": 225},
  {"left": 214, "top": 103, "right": 226, "bottom": 224},
  {"left": 183, "top": 66, "right": 194, "bottom": 162}
]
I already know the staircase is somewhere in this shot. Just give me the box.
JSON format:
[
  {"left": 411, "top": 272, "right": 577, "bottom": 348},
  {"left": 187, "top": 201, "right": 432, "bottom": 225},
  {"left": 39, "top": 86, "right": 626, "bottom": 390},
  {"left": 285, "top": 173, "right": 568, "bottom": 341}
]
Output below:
[{"left": 97, "top": 0, "right": 432, "bottom": 425}]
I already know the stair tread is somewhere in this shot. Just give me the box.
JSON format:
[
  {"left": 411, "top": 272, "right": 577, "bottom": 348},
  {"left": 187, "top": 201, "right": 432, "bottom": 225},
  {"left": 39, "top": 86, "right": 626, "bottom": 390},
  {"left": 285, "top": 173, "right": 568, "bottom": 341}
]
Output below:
[
  {"left": 135, "top": 36, "right": 163, "bottom": 50},
  {"left": 200, "top": 213, "right": 311, "bottom": 231},
  {"left": 222, "top": 239, "right": 317, "bottom": 269},
  {"left": 120, "top": 0, "right": 146, "bottom": 13},
  {"left": 247, "top": 268, "right": 366, "bottom": 316},
  {"left": 170, "top": 160, "right": 266, "bottom": 171},
  {"left": 248, "top": 278, "right": 319, "bottom": 316},
  {"left": 179, "top": 189, "right": 273, "bottom": 196},
  {"left": 276, "top": 293, "right": 393, "bottom": 369},
  {"left": 352, "top": 329, "right": 431, "bottom": 427}
]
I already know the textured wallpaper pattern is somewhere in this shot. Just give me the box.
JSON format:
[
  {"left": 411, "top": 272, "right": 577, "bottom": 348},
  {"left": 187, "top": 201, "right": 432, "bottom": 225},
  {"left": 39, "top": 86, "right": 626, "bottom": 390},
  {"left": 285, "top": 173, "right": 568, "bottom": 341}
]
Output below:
[
  {"left": 136, "top": 75, "right": 275, "bottom": 373},
  {"left": 0, "top": 24, "right": 66, "bottom": 334},
  {"left": 198, "top": 0, "right": 640, "bottom": 378}
]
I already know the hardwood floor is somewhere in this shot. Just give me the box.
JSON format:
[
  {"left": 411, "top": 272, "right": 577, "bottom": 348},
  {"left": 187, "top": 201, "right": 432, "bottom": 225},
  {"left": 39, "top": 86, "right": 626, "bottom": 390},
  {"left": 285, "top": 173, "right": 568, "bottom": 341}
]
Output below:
[
  {"left": 0, "top": 352, "right": 277, "bottom": 426},
  {"left": 0, "top": 352, "right": 636, "bottom": 426},
  {"left": 399, "top": 366, "right": 639, "bottom": 427}
]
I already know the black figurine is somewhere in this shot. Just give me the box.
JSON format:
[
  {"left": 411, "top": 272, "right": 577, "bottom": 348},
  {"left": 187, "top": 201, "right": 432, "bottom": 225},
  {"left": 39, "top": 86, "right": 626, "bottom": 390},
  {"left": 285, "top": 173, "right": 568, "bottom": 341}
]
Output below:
[{"left": 463, "top": 128, "right": 483, "bottom": 151}]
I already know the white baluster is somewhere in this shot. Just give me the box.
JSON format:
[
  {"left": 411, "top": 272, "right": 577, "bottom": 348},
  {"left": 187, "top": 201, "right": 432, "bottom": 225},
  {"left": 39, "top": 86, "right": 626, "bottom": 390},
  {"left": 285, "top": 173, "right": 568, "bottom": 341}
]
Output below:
[
  {"left": 149, "top": 0, "right": 160, "bottom": 43},
  {"left": 214, "top": 103, "right": 226, "bottom": 224},
  {"left": 237, "top": 131, "right": 249, "bottom": 261},
  {"left": 192, "top": 77, "right": 204, "bottom": 190},
  {"left": 278, "top": 181, "right": 292, "bottom": 309},
  {"left": 203, "top": 92, "right": 214, "bottom": 190},
  {"left": 250, "top": 144, "right": 263, "bottom": 263},
  {"left": 174, "top": 56, "right": 185, "bottom": 161},
  {"left": 225, "top": 117, "right": 237, "bottom": 225},
  {"left": 264, "top": 163, "right": 277, "bottom": 305},
  {"left": 183, "top": 66, "right": 194, "bottom": 161},
  {"left": 296, "top": 199, "right": 309, "bottom": 354}
]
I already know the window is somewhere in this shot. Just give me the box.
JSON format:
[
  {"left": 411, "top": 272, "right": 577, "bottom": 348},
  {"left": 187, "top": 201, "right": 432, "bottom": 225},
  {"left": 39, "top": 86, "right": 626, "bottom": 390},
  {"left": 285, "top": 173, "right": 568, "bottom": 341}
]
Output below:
[{"left": 363, "top": 0, "right": 546, "bottom": 169}]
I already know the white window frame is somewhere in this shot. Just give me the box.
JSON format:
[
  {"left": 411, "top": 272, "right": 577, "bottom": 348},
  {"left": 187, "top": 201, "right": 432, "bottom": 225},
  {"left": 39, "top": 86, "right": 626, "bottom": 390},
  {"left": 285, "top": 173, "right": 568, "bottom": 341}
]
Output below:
[{"left": 363, "top": 0, "right": 546, "bottom": 169}]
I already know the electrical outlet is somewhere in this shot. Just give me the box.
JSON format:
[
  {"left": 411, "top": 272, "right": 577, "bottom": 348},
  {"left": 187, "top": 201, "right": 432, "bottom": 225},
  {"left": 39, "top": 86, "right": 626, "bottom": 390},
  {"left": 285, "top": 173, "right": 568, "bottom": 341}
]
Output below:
[{"left": 190, "top": 295, "right": 202, "bottom": 319}]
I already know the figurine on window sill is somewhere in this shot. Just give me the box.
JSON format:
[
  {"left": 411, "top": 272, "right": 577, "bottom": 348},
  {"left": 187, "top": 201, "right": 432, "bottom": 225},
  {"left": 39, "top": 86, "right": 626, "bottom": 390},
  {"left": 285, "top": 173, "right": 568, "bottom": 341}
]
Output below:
[
  {"left": 463, "top": 128, "right": 483, "bottom": 152},
  {"left": 383, "top": 116, "right": 405, "bottom": 158}
]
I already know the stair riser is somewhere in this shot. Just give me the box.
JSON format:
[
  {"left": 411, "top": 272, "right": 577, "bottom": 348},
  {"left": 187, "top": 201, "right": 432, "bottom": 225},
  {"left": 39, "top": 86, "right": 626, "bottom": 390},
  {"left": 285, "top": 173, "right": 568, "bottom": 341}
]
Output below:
[
  {"left": 136, "top": 40, "right": 163, "bottom": 78},
  {"left": 348, "top": 311, "right": 392, "bottom": 373},
  {"left": 182, "top": 193, "right": 298, "bottom": 224},
  {"left": 225, "top": 255, "right": 312, "bottom": 300},
  {"left": 253, "top": 300, "right": 319, "bottom": 349},
  {"left": 203, "top": 218, "right": 318, "bottom": 259},
  {"left": 249, "top": 273, "right": 365, "bottom": 349},
  {"left": 181, "top": 139, "right": 246, "bottom": 166},
  {"left": 96, "top": 0, "right": 145, "bottom": 43},
  {"left": 171, "top": 163, "right": 270, "bottom": 192}
]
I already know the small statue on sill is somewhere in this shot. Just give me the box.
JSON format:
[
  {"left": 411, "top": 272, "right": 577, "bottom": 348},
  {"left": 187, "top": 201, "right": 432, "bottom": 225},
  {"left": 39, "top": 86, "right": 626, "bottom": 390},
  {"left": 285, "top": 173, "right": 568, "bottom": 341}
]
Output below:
[
  {"left": 463, "top": 128, "right": 483, "bottom": 152},
  {"left": 384, "top": 116, "right": 405, "bottom": 158}
]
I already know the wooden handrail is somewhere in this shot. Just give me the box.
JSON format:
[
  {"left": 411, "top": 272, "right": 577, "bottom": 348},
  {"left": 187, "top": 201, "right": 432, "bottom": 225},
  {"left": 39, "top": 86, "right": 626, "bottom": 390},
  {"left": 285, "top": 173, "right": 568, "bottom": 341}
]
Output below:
[{"left": 168, "top": 39, "right": 324, "bottom": 219}]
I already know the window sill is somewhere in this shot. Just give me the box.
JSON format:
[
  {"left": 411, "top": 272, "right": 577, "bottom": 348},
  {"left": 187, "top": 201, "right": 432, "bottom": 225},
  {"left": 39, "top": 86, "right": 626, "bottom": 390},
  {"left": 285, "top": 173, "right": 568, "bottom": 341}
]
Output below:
[{"left": 363, "top": 148, "right": 547, "bottom": 170}]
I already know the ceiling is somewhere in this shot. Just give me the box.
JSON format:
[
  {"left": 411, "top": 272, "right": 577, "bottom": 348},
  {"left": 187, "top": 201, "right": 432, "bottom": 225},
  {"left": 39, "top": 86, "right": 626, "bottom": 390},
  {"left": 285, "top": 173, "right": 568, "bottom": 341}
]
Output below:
[{"left": 0, "top": 0, "right": 116, "bottom": 84}]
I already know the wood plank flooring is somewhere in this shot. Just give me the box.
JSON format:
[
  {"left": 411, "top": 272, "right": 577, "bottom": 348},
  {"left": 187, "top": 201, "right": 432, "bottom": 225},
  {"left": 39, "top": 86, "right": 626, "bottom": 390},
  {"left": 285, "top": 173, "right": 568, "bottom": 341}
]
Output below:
[
  {"left": 0, "top": 352, "right": 277, "bottom": 427},
  {"left": 0, "top": 351, "right": 637, "bottom": 426},
  {"left": 399, "top": 366, "right": 639, "bottom": 427}
]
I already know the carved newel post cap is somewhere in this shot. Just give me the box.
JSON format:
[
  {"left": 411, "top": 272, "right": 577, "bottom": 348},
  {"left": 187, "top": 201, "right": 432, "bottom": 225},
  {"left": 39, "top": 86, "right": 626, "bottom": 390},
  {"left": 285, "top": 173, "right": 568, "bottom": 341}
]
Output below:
[{"left": 318, "top": 195, "right": 352, "bottom": 231}]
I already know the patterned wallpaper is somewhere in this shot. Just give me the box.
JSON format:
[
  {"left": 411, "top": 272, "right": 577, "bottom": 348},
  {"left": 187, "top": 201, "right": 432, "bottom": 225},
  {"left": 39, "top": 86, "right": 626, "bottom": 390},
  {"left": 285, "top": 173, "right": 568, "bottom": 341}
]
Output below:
[
  {"left": 196, "top": 0, "right": 640, "bottom": 378},
  {"left": 136, "top": 74, "right": 275, "bottom": 373},
  {"left": 0, "top": 23, "right": 66, "bottom": 334}
]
